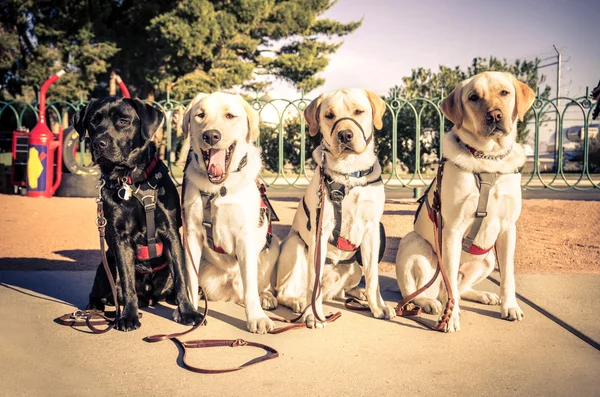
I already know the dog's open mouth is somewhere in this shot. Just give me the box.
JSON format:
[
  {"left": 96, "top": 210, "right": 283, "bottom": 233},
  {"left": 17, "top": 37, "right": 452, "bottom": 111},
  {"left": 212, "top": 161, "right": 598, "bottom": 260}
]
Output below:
[{"left": 200, "top": 142, "right": 236, "bottom": 184}]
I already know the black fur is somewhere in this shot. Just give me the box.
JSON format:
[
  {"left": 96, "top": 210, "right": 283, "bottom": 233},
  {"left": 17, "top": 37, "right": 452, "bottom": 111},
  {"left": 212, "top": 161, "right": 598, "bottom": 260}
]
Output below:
[{"left": 72, "top": 97, "right": 201, "bottom": 331}]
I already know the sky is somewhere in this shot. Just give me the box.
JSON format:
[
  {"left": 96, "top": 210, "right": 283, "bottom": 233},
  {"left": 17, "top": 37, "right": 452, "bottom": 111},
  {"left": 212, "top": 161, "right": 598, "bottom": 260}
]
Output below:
[{"left": 271, "top": 0, "right": 600, "bottom": 100}]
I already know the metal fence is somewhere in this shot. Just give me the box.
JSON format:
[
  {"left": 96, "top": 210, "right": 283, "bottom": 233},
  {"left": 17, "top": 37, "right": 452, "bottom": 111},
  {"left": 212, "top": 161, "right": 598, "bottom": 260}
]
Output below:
[{"left": 1, "top": 91, "right": 598, "bottom": 191}]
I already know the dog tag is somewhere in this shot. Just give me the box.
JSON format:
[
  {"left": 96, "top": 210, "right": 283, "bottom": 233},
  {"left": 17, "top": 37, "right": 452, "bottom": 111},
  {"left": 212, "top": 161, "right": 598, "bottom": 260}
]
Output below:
[{"left": 119, "top": 184, "right": 132, "bottom": 200}]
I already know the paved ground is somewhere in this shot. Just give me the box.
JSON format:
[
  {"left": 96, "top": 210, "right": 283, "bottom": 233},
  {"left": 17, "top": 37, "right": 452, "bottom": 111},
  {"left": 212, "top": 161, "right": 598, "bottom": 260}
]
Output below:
[{"left": 1, "top": 193, "right": 599, "bottom": 396}]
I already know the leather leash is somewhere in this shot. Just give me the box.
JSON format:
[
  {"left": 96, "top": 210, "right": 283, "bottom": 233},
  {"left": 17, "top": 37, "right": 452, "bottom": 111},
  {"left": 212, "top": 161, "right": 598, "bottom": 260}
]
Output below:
[
  {"left": 142, "top": 162, "right": 279, "bottom": 374},
  {"left": 268, "top": 152, "right": 342, "bottom": 332},
  {"left": 57, "top": 178, "right": 124, "bottom": 333},
  {"left": 343, "top": 162, "right": 455, "bottom": 331},
  {"left": 394, "top": 161, "right": 454, "bottom": 331}
]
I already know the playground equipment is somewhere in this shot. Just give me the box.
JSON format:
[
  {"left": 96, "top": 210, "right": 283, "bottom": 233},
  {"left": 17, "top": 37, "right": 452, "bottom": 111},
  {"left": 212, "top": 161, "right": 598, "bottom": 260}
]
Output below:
[{"left": 26, "top": 70, "right": 65, "bottom": 198}]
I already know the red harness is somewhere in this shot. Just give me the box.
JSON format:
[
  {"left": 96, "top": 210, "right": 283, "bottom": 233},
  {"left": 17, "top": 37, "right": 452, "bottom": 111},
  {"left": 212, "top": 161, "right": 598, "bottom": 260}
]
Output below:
[
  {"left": 425, "top": 188, "right": 493, "bottom": 256},
  {"left": 130, "top": 155, "right": 165, "bottom": 261},
  {"left": 332, "top": 236, "right": 356, "bottom": 251}
]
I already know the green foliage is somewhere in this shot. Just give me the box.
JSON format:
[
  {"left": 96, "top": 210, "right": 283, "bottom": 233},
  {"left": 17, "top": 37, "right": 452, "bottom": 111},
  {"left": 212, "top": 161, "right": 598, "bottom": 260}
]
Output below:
[
  {"left": 259, "top": 115, "right": 319, "bottom": 173},
  {"left": 0, "top": 0, "right": 360, "bottom": 101},
  {"left": 0, "top": 0, "right": 118, "bottom": 102}
]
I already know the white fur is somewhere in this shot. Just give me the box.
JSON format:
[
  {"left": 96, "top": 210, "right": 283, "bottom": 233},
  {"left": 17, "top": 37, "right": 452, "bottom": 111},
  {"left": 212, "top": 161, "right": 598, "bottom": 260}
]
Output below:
[
  {"left": 182, "top": 92, "right": 280, "bottom": 334},
  {"left": 276, "top": 88, "right": 395, "bottom": 328},
  {"left": 395, "top": 73, "right": 530, "bottom": 332}
]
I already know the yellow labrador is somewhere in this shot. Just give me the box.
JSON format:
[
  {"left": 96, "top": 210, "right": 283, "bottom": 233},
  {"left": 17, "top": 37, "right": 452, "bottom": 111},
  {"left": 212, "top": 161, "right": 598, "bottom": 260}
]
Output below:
[
  {"left": 395, "top": 72, "right": 535, "bottom": 332},
  {"left": 276, "top": 88, "right": 396, "bottom": 328},
  {"left": 182, "top": 92, "right": 280, "bottom": 334}
]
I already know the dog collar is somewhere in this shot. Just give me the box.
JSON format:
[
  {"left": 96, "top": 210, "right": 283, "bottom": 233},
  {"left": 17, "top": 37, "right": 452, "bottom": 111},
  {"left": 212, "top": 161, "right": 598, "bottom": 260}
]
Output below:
[{"left": 457, "top": 137, "right": 513, "bottom": 161}]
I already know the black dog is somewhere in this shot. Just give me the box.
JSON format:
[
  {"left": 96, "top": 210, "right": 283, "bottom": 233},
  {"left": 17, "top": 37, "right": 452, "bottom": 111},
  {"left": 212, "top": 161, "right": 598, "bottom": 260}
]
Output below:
[{"left": 72, "top": 97, "right": 201, "bottom": 331}]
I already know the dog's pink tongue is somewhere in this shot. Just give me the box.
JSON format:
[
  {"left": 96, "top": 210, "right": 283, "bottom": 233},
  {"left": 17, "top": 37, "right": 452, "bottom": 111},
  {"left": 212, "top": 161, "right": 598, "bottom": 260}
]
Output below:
[{"left": 207, "top": 148, "right": 226, "bottom": 178}]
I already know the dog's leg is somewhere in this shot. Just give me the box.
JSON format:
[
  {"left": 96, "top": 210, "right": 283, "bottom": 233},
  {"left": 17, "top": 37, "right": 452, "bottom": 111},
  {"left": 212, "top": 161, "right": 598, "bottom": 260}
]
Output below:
[
  {"left": 343, "top": 262, "right": 365, "bottom": 300},
  {"left": 112, "top": 239, "right": 141, "bottom": 331},
  {"left": 496, "top": 225, "right": 523, "bottom": 321},
  {"left": 258, "top": 241, "right": 279, "bottom": 311},
  {"left": 236, "top": 237, "right": 274, "bottom": 334},
  {"left": 321, "top": 264, "right": 342, "bottom": 301},
  {"left": 360, "top": 222, "right": 395, "bottom": 320},
  {"left": 183, "top": 189, "right": 204, "bottom": 309},
  {"left": 459, "top": 253, "right": 499, "bottom": 305},
  {"left": 395, "top": 232, "right": 443, "bottom": 315},
  {"left": 439, "top": 230, "right": 463, "bottom": 332},
  {"left": 164, "top": 232, "right": 203, "bottom": 325},
  {"left": 275, "top": 232, "right": 308, "bottom": 313}
]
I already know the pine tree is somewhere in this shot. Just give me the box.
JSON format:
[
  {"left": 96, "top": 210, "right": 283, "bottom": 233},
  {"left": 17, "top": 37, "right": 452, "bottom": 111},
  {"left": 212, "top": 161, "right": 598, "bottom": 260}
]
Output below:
[{"left": 1, "top": 0, "right": 361, "bottom": 101}]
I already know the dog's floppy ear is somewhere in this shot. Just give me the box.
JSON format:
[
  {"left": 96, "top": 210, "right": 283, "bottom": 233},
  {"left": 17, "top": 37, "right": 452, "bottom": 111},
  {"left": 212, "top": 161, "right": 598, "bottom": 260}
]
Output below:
[
  {"left": 124, "top": 98, "right": 164, "bottom": 141},
  {"left": 239, "top": 96, "right": 260, "bottom": 143},
  {"left": 511, "top": 76, "right": 536, "bottom": 121},
  {"left": 182, "top": 93, "right": 208, "bottom": 139},
  {"left": 440, "top": 82, "right": 465, "bottom": 129},
  {"left": 364, "top": 89, "right": 387, "bottom": 130},
  {"left": 304, "top": 94, "right": 323, "bottom": 136},
  {"left": 72, "top": 99, "right": 97, "bottom": 141}
]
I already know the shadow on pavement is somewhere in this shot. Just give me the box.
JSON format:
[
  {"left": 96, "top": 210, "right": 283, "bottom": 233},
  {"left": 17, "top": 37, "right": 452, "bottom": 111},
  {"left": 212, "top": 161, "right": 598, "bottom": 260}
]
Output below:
[{"left": 0, "top": 249, "right": 100, "bottom": 271}]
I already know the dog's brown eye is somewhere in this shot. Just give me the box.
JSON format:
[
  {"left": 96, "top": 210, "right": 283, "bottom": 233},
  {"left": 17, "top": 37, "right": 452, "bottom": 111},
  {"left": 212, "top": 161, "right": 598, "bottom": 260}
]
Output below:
[
  {"left": 116, "top": 118, "right": 129, "bottom": 126},
  {"left": 197, "top": 112, "right": 205, "bottom": 119},
  {"left": 324, "top": 113, "right": 335, "bottom": 120},
  {"left": 225, "top": 113, "right": 236, "bottom": 119},
  {"left": 500, "top": 90, "right": 509, "bottom": 96},
  {"left": 354, "top": 109, "right": 364, "bottom": 115},
  {"left": 468, "top": 93, "right": 480, "bottom": 102}
]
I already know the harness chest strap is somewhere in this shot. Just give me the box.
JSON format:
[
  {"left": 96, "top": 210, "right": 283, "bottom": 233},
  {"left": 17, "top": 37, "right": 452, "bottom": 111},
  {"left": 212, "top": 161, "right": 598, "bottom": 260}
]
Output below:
[
  {"left": 130, "top": 160, "right": 171, "bottom": 261},
  {"left": 419, "top": 170, "right": 499, "bottom": 255},
  {"left": 302, "top": 166, "right": 382, "bottom": 253},
  {"left": 201, "top": 182, "right": 276, "bottom": 254}
]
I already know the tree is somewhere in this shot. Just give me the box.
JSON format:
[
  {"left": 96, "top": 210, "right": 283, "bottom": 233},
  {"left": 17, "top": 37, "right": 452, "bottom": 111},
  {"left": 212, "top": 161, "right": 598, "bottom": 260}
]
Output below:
[
  {"left": 1, "top": 0, "right": 361, "bottom": 101},
  {"left": 0, "top": 0, "right": 118, "bottom": 102}
]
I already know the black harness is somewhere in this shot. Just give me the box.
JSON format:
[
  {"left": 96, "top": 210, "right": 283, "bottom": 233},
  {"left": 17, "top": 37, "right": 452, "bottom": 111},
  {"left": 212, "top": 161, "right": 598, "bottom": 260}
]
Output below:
[
  {"left": 301, "top": 161, "right": 385, "bottom": 266},
  {"left": 102, "top": 154, "right": 169, "bottom": 262}
]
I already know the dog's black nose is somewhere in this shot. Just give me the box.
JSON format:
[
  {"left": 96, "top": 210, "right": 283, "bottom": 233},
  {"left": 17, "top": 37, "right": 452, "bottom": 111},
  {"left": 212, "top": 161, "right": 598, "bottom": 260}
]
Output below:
[
  {"left": 337, "top": 130, "right": 354, "bottom": 144},
  {"left": 202, "top": 129, "right": 221, "bottom": 146},
  {"left": 93, "top": 137, "right": 109, "bottom": 149},
  {"left": 486, "top": 109, "right": 503, "bottom": 124}
]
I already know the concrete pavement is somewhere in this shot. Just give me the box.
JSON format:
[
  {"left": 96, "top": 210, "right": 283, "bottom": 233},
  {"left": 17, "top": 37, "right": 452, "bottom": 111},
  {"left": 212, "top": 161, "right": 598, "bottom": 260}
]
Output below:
[{"left": 1, "top": 269, "right": 599, "bottom": 396}]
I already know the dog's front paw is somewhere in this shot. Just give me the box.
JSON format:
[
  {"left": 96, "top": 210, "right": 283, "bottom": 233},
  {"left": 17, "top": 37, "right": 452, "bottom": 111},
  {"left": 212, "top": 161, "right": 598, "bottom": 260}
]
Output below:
[
  {"left": 479, "top": 291, "right": 500, "bottom": 305},
  {"left": 301, "top": 307, "right": 327, "bottom": 329},
  {"left": 346, "top": 287, "right": 367, "bottom": 301},
  {"left": 371, "top": 303, "right": 396, "bottom": 320},
  {"left": 260, "top": 291, "right": 278, "bottom": 311},
  {"left": 286, "top": 298, "right": 304, "bottom": 314},
  {"left": 501, "top": 303, "right": 524, "bottom": 321},
  {"left": 247, "top": 316, "right": 275, "bottom": 334},
  {"left": 441, "top": 308, "right": 460, "bottom": 333},
  {"left": 116, "top": 312, "right": 141, "bottom": 332},
  {"left": 173, "top": 305, "right": 204, "bottom": 326},
  {"left": 413, "top": 297, "right": 443, "bottom": 315},
  {"left": 86, "top": 298, "right": 105, "bottom": 312}
]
